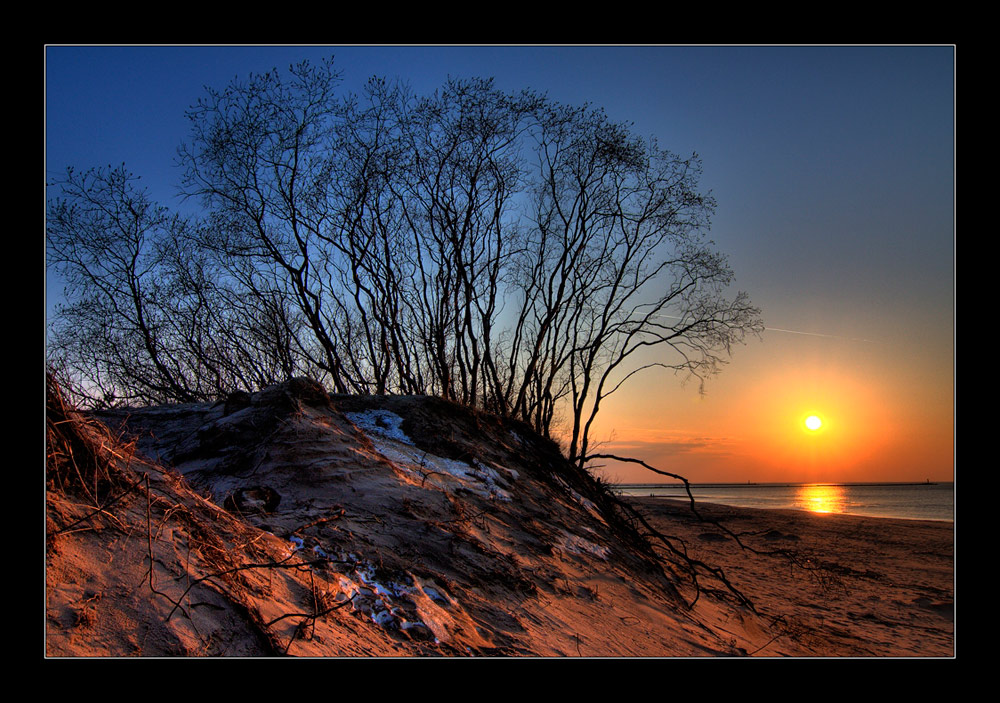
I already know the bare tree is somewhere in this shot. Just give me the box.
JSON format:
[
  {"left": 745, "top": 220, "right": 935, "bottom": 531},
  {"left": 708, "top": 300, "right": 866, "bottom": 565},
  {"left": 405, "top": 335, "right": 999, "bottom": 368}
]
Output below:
[
  {"left": 47, "top": 165, "right": 204, "bottom": 405},
  {"left": 500, "top": 104, "right": 763, "bottom": 465},
  {"left": 48, "top": 59, "right": 761, "bottom": 471},
  {"left": 177, "top": 58, "right": 359, "bottom": 394},
  {"left": 382, "top": 78, "right": 542, "bottom": 409}
]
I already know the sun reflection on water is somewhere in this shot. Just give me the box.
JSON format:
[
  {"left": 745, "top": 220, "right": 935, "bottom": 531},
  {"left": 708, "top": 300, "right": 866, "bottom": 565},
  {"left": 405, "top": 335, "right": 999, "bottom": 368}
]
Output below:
[{"left": 795, "top": 484, "right": 848, "bottom": 514}]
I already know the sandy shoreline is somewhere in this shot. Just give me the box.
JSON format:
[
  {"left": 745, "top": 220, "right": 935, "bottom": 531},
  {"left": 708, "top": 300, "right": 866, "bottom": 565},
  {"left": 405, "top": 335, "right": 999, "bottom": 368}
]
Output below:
[{"left": 625, "top": 497, "right": 954, "bottom": 657}]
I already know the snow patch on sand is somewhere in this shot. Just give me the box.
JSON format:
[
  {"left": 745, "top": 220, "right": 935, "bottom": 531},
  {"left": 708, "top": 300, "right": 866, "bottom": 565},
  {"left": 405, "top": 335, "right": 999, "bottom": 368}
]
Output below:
[
  {"left": 324, "top": 554, "right": 451, "bottom": 641},
  {"left": 558, "top": 531, "right": 611, "bottom": 560},
  {"left": 346, "top": 410, "right": 412, "bottom": 444},
  {"left": 553, "top": 474, "right": 606, "bottom": 524},
  {"left": 353, "top": 422, "right": 513, "bottom": 502}
]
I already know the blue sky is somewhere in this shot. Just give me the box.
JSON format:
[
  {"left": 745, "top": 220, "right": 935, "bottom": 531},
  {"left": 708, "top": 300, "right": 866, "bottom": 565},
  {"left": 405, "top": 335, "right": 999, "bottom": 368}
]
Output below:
[{"left": 44, "top": 45, "right": 955, "bottom": 482}]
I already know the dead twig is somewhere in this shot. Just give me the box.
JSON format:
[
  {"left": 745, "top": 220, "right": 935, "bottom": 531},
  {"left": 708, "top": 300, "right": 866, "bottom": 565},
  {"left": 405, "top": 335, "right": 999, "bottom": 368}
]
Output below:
[
  {"left": 589, "top": 453, "right": 852, "bottom": 600},
  {"left": 291, "top": 508, "right": 346, "bottom": 535},
  {"left": 49, "top": 477, "right": 144, "bottom": 536},
  {"left": 145, "top": 474, "right": 192, "bottom": 622},
  {"left": 267, "top": 596, "right": 354, "bottom": 656},
  {"left": 164, "top": 552, "right": 336, "bottom": 622},
  {"left": 584, "top": 453, "right": 755, "bottom": 612}
]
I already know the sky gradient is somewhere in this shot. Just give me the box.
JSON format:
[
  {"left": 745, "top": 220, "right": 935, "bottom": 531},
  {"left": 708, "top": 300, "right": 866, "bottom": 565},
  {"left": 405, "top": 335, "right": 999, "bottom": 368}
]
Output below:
[{"left": 44, "top": 45, "right": 955, "bottom": 485}]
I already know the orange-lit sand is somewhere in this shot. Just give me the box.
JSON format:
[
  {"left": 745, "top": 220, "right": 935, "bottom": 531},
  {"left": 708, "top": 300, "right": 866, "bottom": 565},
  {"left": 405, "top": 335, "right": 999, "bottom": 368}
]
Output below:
[
  {"left": 46, "top": 378, "right": 953, "bottom": 658},
  {"left": 627, "top": 497, "right": 954, "bottom": 657}
]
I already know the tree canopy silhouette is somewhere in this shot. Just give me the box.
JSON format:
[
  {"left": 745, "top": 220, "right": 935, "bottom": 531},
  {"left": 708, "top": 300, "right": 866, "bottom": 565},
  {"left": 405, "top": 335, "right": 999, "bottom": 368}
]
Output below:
[{"left": 47, "top": 58, "right": 762, "bottom": 468}]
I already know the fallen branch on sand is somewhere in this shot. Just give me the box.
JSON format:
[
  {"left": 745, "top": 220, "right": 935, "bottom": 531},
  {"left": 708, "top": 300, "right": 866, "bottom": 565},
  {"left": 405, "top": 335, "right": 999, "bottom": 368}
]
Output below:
[
  {"left": 585, "top": 453, "right": 753, "bottom": 610},
  {"left": 585, "top": 453, "right": 849, "bottom": 606}
]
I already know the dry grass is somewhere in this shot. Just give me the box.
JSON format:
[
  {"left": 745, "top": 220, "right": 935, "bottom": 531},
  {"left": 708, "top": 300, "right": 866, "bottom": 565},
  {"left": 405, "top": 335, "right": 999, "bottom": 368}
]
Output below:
[{"left": 46, "top": 372, "right": 137, "bottom": 505}]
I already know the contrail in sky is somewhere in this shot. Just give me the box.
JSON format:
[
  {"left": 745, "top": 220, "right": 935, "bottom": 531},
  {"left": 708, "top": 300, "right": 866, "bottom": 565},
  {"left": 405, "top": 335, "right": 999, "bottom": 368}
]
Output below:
[
  {"left": 651, "top": 314, "right": 879, "bottom": 344},
  {"left": 762, "top": 326, "right": 880, "bottom": 343}
]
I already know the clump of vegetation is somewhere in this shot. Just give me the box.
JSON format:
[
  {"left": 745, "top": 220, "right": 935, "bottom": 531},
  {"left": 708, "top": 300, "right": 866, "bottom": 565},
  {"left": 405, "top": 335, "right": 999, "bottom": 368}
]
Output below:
[{"left": 46, "top": 371, "right": 137, "bottom": 505}]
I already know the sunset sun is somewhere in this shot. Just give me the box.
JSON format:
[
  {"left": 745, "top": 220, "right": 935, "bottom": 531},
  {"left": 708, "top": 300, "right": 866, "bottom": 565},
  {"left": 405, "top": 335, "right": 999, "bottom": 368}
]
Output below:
[{"left": 805, "top": 415, "right": 823, "bottom": 431}]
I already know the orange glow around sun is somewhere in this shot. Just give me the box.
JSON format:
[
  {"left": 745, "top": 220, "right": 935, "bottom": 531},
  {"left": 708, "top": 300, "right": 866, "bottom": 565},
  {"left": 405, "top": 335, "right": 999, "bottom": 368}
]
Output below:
[
  {"left": 739, "top": 365, "right": 895, "bottom": 481},
  {"left": 590, "top": 345, "right": 952, "bottom": 485}
]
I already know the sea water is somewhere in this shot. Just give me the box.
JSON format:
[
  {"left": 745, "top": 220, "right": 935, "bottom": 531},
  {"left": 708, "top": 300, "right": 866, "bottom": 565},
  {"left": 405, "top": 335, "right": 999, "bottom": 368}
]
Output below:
[{"left": 616, "top": 482, "right": 954, "bottom": 522}]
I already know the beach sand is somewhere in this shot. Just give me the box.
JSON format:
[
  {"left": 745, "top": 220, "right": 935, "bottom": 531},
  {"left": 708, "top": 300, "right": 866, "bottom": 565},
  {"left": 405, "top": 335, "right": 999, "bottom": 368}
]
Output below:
[
  {"left": 46, "top": 377, "right": 955, "bottom": 658},
  {"left": 626, "top": 497, "right": 954, "bottom": 657}
]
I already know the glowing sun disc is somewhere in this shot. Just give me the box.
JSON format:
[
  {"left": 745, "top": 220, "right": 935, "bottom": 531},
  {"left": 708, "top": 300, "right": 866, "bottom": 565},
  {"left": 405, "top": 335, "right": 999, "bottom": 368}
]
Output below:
[{"left": 805, "top": 415, "right": 823, "bottom": 431}]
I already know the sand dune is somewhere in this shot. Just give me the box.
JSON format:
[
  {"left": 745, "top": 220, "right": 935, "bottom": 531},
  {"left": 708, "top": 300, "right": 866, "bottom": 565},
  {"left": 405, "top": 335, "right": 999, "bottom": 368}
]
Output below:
[{"left": 45, "top": 377, "right": 953, "bottom": 657}]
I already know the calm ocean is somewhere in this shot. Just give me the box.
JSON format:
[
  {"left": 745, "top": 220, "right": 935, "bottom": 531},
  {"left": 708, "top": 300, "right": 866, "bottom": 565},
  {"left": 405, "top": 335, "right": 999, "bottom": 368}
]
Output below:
[{"left": 617, "top": 482, "right": 954, "bottom": 522}]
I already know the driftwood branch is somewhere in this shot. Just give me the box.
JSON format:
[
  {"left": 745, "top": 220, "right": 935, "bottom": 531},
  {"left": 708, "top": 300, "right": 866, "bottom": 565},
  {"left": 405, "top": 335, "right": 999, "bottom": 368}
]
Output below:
[
  {"left": 584, "top": 453, "right": 756, "bottom": 611},
  {"left": 586, "top": 452, "right": 848, "bottom": 603}
]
